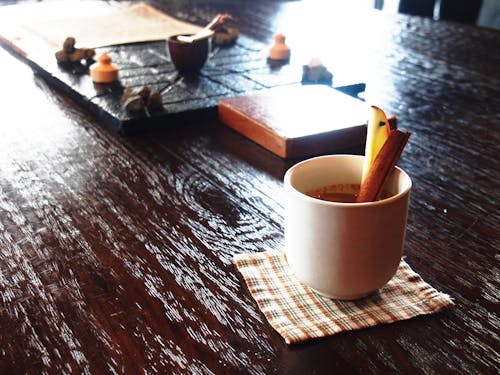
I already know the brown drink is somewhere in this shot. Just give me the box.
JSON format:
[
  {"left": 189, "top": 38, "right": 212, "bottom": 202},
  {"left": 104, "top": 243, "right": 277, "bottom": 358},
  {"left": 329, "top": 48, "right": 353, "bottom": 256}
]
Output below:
[
  {"left": 306, "top": 184, "right": 360, "bottom": 203},
  {"left": 307, "top": 184, "right": 392, "bottom": 203}
]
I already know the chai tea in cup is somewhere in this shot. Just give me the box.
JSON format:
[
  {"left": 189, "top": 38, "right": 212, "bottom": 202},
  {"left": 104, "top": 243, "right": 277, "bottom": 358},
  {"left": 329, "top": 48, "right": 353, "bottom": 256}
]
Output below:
[
  {"left": 284, "top": 154, "right": 411, "bottom": 300},
  {"left": 306, "top": 183, "right": 392, "bottom": 203}
]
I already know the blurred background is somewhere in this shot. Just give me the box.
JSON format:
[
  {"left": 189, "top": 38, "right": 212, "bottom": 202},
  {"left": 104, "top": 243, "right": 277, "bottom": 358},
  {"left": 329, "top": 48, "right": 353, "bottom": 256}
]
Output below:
[
  {"left": 378, "top": 0, "right": 500, "bottom": 29},
  {"left": 0, "top": 0, "right": 498, "bottom": 30}
]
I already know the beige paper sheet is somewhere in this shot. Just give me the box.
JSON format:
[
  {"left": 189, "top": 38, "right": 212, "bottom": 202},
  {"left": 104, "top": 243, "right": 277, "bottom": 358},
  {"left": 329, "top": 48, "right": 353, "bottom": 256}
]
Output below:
[{"left": 0, "top": 1, "right": 201, "bottom": 49}]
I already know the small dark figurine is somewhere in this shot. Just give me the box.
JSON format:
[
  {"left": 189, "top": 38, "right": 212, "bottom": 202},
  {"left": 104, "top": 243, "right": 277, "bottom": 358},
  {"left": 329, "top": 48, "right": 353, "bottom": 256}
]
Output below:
[
  {"left": 211, "top": 14, "right": 238, "bottom": 46},
  {"left": 302, "top": 58, "right": 333, "bottom": 85},
  {"left": 55, "top": 37, "right": 95, "bottom": 63},
  {"left": 122, "top": 86, "right": 163, "bottom": 112},
  {"left": 213, "top": 26, "right": 239, "bottom": 46}
]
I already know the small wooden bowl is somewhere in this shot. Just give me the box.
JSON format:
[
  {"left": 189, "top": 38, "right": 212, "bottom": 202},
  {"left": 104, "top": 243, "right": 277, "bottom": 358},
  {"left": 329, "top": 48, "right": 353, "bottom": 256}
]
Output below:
[{"left": 167, "top": 34, "right": 209, "bottom": 74}]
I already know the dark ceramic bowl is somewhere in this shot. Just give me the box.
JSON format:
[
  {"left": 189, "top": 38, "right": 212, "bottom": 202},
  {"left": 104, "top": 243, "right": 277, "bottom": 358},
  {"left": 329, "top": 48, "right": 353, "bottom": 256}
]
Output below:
[{"left": 167, "top": 34, "right": 209, "bottom": 74}]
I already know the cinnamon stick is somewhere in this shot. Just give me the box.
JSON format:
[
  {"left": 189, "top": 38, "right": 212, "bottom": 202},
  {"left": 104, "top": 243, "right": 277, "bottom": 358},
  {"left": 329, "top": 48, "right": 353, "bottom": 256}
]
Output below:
[{"left": 356, "top": 130, "right": 410, "bottom": 203}]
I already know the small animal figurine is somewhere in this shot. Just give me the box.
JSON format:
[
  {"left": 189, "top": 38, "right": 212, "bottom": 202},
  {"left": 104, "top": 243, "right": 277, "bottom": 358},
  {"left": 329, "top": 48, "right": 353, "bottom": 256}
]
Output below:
[
  {"left": 122, "top": 86, "right": 163, "bottom": 112},
  {"left": 213, "top": 26, "right": 239, "bottom": 46},
  {"left": 55, "top": 37, "right": 95, "bottom": 63}
]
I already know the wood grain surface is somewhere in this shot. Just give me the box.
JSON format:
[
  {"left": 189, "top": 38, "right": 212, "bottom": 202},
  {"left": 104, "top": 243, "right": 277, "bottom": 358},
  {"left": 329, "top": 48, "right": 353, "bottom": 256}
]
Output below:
[{"left": 1, "top": 1, "right": 499, "bottom": 374}]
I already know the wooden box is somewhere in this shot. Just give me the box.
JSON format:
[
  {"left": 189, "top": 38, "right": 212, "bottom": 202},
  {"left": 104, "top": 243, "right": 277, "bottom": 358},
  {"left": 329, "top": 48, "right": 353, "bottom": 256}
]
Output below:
[{"left": 218, "top": 84, "right": 371, "bottom": 159}]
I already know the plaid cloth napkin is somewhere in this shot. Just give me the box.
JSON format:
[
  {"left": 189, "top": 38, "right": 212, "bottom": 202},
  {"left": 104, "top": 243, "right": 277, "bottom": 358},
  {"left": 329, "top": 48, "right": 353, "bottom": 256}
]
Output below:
[{"left": 233, "top": 250, "right": 454, "bottom": 344}]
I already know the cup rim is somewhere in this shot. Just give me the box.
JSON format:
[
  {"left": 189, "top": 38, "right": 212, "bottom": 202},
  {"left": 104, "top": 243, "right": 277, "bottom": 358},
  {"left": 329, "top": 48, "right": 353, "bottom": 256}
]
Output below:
[
  {"left": 284, "top": 154, "right": 412, "bottom": 207},
  {"left": 167, "top": 34, "right": 208, "bottom": 44}
]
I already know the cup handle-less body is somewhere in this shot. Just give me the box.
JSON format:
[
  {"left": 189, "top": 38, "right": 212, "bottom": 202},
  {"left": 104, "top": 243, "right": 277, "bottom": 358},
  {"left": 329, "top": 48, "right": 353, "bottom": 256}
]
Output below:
[
  {"left": 284, "top": 155, "right": 411, "bottom": 300},
  {"left": 167, "top": 34, "right": 209, "bottom": 74}
]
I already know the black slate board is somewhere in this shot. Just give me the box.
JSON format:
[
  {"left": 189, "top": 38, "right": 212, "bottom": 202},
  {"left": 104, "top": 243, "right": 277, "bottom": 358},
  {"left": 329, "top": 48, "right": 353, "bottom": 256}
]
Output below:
[{"left": 1, "top": 33, "right": 365, "bottom": 134}]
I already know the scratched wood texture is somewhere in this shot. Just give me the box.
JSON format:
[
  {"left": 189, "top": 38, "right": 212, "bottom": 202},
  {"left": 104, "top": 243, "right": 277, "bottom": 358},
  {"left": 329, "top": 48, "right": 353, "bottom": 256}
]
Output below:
[{"left": 1, "top": 1, "right": 499, "bottom": 374}]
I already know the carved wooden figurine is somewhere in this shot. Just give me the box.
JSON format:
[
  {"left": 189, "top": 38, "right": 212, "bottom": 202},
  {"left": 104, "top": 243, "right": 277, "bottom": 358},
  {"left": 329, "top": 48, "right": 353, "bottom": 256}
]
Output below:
[
  {"left": 268, "top": 33, "right": 291, "bottom": 61},
  {"left": 55, "top": 37, "right": 95, "bottom": 63},
  {"left": 90, "top": 53, "right": 119, "bottom": 83}
]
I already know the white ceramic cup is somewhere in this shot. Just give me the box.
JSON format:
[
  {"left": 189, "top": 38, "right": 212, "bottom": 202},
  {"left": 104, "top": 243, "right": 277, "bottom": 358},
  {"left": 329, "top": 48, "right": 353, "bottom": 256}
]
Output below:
[{"left": 284, "top": 154, "right": 412, "bottom": 300}]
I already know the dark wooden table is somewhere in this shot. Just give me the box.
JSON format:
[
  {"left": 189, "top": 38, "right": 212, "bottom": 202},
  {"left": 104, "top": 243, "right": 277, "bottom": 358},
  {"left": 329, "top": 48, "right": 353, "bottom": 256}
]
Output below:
[{"left": 1, "top": 1, "right": 499, "bottom": 373}]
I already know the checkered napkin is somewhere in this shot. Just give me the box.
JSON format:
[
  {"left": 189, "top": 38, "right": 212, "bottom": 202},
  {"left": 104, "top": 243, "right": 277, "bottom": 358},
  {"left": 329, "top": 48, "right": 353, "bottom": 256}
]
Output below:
[{"left": 233, "top": 250, "right": 454, "bottom": 344}]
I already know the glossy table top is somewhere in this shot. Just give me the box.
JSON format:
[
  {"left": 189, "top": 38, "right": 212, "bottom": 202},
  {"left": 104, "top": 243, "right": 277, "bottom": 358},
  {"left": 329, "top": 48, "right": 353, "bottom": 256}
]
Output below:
[{"left": 1, "top": 1, "right": 499, "bottom": 373}]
